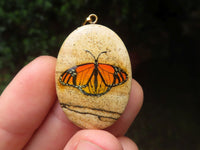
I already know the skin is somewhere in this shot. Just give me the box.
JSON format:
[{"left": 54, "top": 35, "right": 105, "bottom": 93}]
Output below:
[{"left": 0, "top": 56, "right": 143, "bottom": 150}]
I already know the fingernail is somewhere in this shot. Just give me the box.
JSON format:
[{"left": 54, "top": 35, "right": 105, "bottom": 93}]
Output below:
[{"left": 76, "top": 140, "right": 104, "bottom": 150}]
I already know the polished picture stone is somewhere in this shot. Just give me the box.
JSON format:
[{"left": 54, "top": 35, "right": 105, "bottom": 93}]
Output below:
[{"left": 56, "top": 24, "right": 132, "bottom": 129}]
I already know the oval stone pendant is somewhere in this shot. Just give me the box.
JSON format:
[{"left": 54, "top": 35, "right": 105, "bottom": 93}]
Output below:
[{"left": 56, "top": 14, "right": 132, "bottom": 129}]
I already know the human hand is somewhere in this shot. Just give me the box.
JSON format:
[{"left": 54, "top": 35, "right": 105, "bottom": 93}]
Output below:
[{"left": 0, "top": 56, "right": 143, "bottom": 150}]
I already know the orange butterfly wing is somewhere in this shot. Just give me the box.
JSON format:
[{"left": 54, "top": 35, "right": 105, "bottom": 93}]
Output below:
[
  {"left": 98, "top": 64, "right": 128, "bottom": 86},
  {"left": 60, "top": 63, "right": 94, "bottom": 87},
  {"left": 60, "top": 63, "right": 128, "bottom": 96}
]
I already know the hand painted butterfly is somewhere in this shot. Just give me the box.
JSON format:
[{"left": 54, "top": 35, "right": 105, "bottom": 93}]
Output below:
[{"left": 59, "top": 50, "right": 128, "bottom": 96}]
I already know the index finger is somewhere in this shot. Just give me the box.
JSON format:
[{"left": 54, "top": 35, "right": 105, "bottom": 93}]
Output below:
[{"left": 0, "top": 56, "right": 57, "bottom": 149}]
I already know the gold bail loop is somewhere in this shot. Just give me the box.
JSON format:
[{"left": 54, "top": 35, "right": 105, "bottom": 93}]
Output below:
[{"left": 82, "top": 14, "right": 98, "bottom": 25}]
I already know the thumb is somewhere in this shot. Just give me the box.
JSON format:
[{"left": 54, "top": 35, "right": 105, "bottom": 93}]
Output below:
[{"left": 64, "top": 130, "right": 123, "bottom": 150}]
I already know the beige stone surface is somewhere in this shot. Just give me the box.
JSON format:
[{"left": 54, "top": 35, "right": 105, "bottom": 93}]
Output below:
[{"left": 56, "top": 24, "right": 132, "bottom": 129}]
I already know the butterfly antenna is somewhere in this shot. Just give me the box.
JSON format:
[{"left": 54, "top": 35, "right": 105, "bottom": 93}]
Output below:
[
  {"left": 85, "top": 50, "right": 107, "bottom": 61},
  {"left": 97, "top": 51, "right": 107, "bottom": 61},
  {"left": 85, "top": 50, "right": 96, "bottom": 60}
]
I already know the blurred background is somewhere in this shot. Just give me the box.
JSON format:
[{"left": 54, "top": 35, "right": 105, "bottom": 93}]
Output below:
[{"left": 0, "top": 0, "right": 199, "bottom": 149}]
